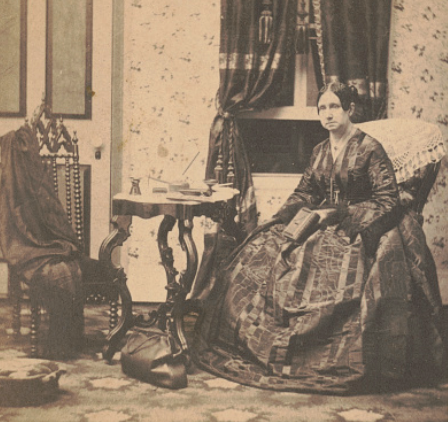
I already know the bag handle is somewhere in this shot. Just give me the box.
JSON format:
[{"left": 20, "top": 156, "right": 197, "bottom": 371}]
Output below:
[{"left": 127, "top": 328, "right": 184, "bottom": 360}]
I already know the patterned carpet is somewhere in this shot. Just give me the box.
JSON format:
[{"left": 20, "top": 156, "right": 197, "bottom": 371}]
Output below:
[{"left": 1, "top": 299, "right": 447, "bottom": 422}]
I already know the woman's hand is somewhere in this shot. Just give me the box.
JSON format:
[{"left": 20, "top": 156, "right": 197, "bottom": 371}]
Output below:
[{"left": 318, "top": 204, "right": 349, "bottom": 230}]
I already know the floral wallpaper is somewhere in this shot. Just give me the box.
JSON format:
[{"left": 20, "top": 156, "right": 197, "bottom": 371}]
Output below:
[
  {"left": 122, "top": 0, "right": 448, "bottom": 303},
  {"left": 122, "top": 0, "right": 220, "bottom": 300},
  {"left": 388, "top": 0, "right": 448, "bottom": 301},
  {"left": 123, "top": 0, "right": 219, "bottom": 185}
]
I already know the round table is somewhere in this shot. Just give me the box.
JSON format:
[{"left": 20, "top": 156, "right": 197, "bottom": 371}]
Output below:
[{"left": 99, "top": 188, "right": 239, "bottom": 361}]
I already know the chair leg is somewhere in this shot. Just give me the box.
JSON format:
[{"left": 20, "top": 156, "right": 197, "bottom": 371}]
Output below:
[
  {"left": 9, "top": 269, "right": 22, "bottom": 336},
  {"left": 109, "top": 299, "right": 118, "bottom": 330},
  {"left": 30, "top": 304, "right": 41, "bottom": 358},
  {"left": 12, "top": 293, "right": 22, "bottom": 336}
]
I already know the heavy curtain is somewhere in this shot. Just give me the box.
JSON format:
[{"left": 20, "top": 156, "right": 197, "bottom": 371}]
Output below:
[
  {"left": 206, "top": 0, "right": 297, "bottom": 234},
  {"left": 192, "top": 0, "right": 297, "bottom": 301},
  {"left": 313, "top": 0, "right": 392, "bottom": 122}
]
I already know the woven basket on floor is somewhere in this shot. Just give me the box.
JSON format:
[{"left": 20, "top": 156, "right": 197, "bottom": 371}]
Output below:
[{"left": 0, "top": 358, "right": 66, "bottom": 407}]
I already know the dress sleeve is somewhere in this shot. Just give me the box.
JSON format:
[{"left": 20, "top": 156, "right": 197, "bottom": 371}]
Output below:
[
  {"left": 273, "top": 147, "right": 323, "bottom": 224},
  {"left": 339, "top": 141, "right": 400, "bottom": 255}
]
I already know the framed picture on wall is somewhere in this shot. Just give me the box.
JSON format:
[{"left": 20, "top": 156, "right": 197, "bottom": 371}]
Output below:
[
  {"left": 0, "top": 0, "right": 27, "bottom": 117},
  {"left": 46, "top": 0, "right": 93, "bottom": 119}
]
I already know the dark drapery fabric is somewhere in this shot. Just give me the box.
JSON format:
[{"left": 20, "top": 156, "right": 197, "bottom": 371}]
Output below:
[
  {"left": 313, "top": 0, "right": 391, "bottom": 122},
  {"left": 0, "top": 126, "right": 79, "bottom": 280},
  {"left": 0, "top": 126, "right": 84, "bottom": 358},
  {"left": 193, "top": 130, "right": 444, "bottom": 394},
  {"left": 206, "top": 0, "right": 297, "bottom": 233},
  {"left": 193, "top": 0, "right": 297, "bottom": 301},
  {"left": 217, "top": 0, "right": 297, "bottom": 113}
]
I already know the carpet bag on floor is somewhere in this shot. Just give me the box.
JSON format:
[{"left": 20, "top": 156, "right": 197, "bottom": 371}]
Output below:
[{"left": 121, "top": 326, "right": 187, "bottom": 389}]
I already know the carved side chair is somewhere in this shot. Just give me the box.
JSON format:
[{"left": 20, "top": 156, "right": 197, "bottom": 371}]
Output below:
[{"left": 9, "top": 101, "right": 129, "bottom": 358}]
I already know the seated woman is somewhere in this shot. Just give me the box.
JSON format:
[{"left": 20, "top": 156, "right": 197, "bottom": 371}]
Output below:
[{"left": 193, "top": 82, "right": 444, "bottom": 394}]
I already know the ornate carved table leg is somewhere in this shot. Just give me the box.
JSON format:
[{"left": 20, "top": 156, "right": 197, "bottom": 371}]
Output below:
[
  {"left": 99, "top": 215, "right": 134, "bottom": 362},
  {"left": 157, "top": 215, "right": 178, "bottom": 332},
  {"left": 156, "top": 215, "right": 198, "bottom": 362},
  {"left": 173, "top": 218, "right": 198, "bottom": 357}
]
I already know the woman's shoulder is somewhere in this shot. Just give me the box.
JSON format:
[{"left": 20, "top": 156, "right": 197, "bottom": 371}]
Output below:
[
  {"left": 308, "top": 138, "right": 330, "bottom": 162},
  {"left": 356, "top": 130, "right": 388, "bottom": 155},
  {"left": 312, "top": 138, "right": 330, "bottom": 153}
]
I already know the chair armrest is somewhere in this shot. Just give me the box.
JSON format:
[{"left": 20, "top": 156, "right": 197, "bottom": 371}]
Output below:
[{"left": 398, "top": 162, "right": 440, "bottom": 215}]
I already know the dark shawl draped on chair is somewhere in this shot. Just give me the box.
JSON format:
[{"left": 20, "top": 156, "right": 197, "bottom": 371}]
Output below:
[
  {"left": 313, "top": 0, "right": 391, "bottom": 122},
  {"left": 192, "top": 0, "right": 297, "bottom": 301},
  {"left": 0, "top": 125, "right": 83, "bottom": 358},
  {"left": 0, "top": 125, "right": 79, "bottom": 281}
]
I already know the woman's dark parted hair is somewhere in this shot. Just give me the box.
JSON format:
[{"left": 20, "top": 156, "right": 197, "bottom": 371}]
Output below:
[{"left": 317, "top": 82, "right": 359, "bottom": 112}]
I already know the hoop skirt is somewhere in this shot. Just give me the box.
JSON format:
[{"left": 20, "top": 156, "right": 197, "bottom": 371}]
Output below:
[{"left": 193, "top": 130, "right": 443, "bottom": 394}]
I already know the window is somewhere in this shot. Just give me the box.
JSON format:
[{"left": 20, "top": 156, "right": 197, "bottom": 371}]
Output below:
[{"left": 238, "top": 119, "right": 327, "bottom": 174}]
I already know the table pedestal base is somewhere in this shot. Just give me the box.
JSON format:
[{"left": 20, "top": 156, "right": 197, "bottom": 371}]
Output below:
[{"left": 99, "top": 214, "right": 198, "bottom": 362}]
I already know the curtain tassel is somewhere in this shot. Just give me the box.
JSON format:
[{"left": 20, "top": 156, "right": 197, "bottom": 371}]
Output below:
[
  {"left": 214, "top": 149, "right": 224, "bottom": 184},
  {"left": 296, "top": 0, "right": 309, "bottom": 54},
  {"left": 296, "top": 26, "right": 309, "bottom": 54},
  {"left": 259, "top": 0, "right": 273, "bottom": 45}
]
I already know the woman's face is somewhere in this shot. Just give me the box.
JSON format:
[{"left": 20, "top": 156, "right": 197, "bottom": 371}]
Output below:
[{"left": 317, "top": 91, "right": 352, "bottom": 134}]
